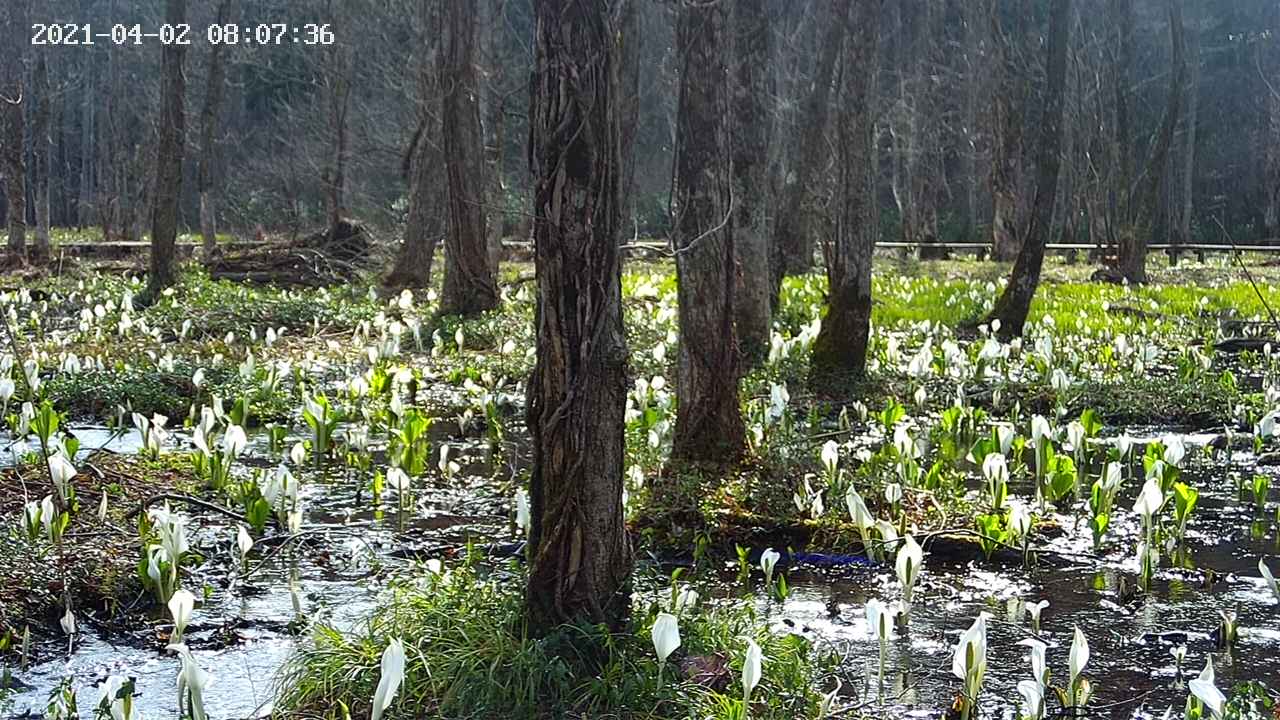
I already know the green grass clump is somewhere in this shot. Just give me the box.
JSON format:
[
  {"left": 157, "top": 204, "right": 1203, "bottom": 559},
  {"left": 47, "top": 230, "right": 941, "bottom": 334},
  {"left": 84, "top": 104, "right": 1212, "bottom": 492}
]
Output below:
[{"left": 275, "top": 561, "right": 833, "bottom": 720}]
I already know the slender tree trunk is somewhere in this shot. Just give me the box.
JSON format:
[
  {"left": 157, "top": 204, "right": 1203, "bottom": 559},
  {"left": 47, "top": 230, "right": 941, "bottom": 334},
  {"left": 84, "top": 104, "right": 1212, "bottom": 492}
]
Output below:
[
  {"left": 1116, "top": 0, "right": 1185, "bottom": 284},
  {"left": 1, "top": 0, "right": 29, "bottom": 257},
  {"left": 772, "top": 4, "right": 845, "bottom": 288},
  {"left": 730, "top": 0, "right": 772, "bottom": 367},
  {"left": 199, "top": 0, "right": 233, "bottom": 262},
  {"left": 987, "top": 0, "right": 1072, "bottom": 339},
  {"left": 1262, "top": 3, "right": 1279, "bottom": 237},
  {"left": 671, "top": 0, "right": 745, "bottom": 465},
  {"left": 440, "top": 0, "right": 499, "bottom": 316},
  {"left": 1174, "top": 17, "right": 1199, "bottom": 262},
  {"left": 78, "top": 54, "right": 95, "bottom": 229},
  {"left": 148, "top": 0, "right": 188, "bottom": 298},
  {"left": 810, "top": 0, "right": 881, "bottom": 392},
  {"left": 905, "top": 0, "right": 945, "bottom": 260},
  {"left": 480, "top": 0, "right": 507, "bottom": 271},
  {"left": 387, "top": 0, "right": 443, "bottom": 289},
  {"left": 324, "top": 42, "right": 353, "bottom": 242},
  {"left": 617, "top": 0, "right": 641, "bottom": 233},
  {"left": 1108, "top": 0, "right": 1134, "bottom": 259},
  {"left": 32, "top": 52, "right": 51, "bottom": 261},
  {"left": 990, "top": 0, "right": 1029, "bottom": 261},
  {"left": 525, "top": 0, "right": 631, "bottom": 634}
]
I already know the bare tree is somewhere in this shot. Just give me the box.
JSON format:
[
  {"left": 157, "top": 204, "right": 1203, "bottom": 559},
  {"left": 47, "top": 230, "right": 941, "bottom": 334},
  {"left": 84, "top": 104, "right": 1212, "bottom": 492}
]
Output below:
[
  {"left": 440, "top": 0, "right": 500, "bottom": 316},
  {"left": 731, "top": 0, "right": 773, "bottom": 366},
  {"left": 1173, "top": 8, "right": 1200, "bottom": 262},
  {"left": 772, "top": 2, "right": 844, "bottom": 288},
  {"left": 386, "top": 0, "right": 444, "bottom": 289},
  {"left": 671, "top": 0, "right": 745, "bottom": 465},
  {"left": 525, "top": 0, "right": 631, "bottom": 633},
  {"left": 198, "top": 0, "right": 235, "bottom": 261},
  {"left": 989, "top": 0, "right": 1030, "bottom": 261},
  {"left": 987, "top": 0, "right": 1072, "bottom": 338},
  {"left": 32, "top": 52, "right": 51, "bottom": 261},
  {"left": 322, "top": 20, "right": 353, "bottom": 241},
  {"left": 1114, "top": 0, "right": 1185, "bottom": 283},
  {"left": 148, "top": 0, "right": 188, "bottom": 298},
  {"left": 809, "top": 0, "right": 881, "bottom": 390},
  {"left": 1, "top": 0, "right": 29, "bottom": 257},
  {"left": 1266, "top": 2, "right": 1280, "bottom": 237}
]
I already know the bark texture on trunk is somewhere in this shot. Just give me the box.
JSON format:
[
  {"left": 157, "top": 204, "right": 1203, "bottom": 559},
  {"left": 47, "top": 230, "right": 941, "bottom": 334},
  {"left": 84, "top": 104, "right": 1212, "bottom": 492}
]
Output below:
[
  {"left": 32, "top": 52, "right": 51, "bottom": 261},
  {"left": 387, "top": 0, "right": 443, "bottom": 290},
  {"left": 730, "top": 0, "right": 773, "bottom": 367},
  {"left": 1268, "top": 0, "right": 1280, "bottom": 237},
  {"left": 324, "top": 41, "right": 353, "bottom": 243},
  {"left": 2, "top": 0, "right": 29, "bottom": 257},
  {"left": 480, "top": 0, "right": 507, "bottom": 271},
  {"left": 198, "top": 0, "right": 234, "bottom": 261},
  {"left": 525, "top": 0, "right": 631, "bottom": 634},
  {"left": 1116, "top": 0, "right": 1185, "bottom": 284},
  {"left": 987, "top": 0, "right": 1072, "bottom": 339},
  {"left": 989, "top": 0, "right": 1029, "bottom": 261},
  {"left": 810, "top": 0, "right": 881, "bottom": 392},
  {"left": 772, "top": 3, "right": 845, "bottom": 286},
  {"left": 1174, "top": 17, "right": 1199, "bottom": 261},
  {"left": 617, "top": 0, "right": 641, "bottom": 229},
  {"left": 148, "top": 0, "right": 188, "bottom": 297},
  {"left": 671, "top": 0, "right": 745, "bottom": 466},
  {"left": 440, "top": 0, "right": 499, "bottom": 316}
]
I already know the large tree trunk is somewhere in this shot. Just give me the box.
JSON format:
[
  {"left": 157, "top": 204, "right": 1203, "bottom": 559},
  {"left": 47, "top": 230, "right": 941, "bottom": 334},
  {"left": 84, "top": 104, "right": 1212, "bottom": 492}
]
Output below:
[
  {"left": 809, "top": 0, "right": 881, "bottom": 392},
  {"left": 440, "top": 0, "right": 499, "bottom": 316},
  {"left": 989, "top": 0, "right": 1030, "bottom": 261},
  {"left": 1115, "top": 0, "right": 1185, "bottom": 284},
  {"left": 730, "top": 0, "right": 773, "bottom": 367},
  {"left": 387, "top": 0, "right": 443, "bottom": 289},
  {"left": 987, "top": 0, "right": 1072, "bottom": 339},
  {"left": 148, "top": 0, "right": 188, "bottom": 298},
  {"left": 199, "top": 0, "right": 234, "bottom": 262},
  {"left": 671, "top": 0, "right": 745, "bottom": 465},
  {"left": 772, "top": 4, "right": 845, "bottom": 287},
  {"left": 1, "top": 0, "right": 29, "bottom": 257},
  {"left": 32, "top": 52, "right": 51, "bottom": 261},
  {"left": 525, "top": 0, "right": 631, "bottom": 634}
]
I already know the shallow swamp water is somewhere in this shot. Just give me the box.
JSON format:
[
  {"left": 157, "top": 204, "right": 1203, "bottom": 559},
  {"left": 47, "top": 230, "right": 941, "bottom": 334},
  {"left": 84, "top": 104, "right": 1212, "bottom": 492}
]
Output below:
[{"left": 1, "top": 422, "right": 1277, "bottom": 719}]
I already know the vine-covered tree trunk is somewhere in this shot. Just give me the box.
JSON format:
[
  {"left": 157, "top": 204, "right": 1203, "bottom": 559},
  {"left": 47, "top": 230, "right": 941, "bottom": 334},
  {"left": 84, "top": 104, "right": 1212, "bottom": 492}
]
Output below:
[
  {"left": 525, "top": 0, "right": 631, "bottom": 634},
  {"left": 672, "top": 0, "right": 745, "bottom": 465},
  {"left": 989, "top": 0, "right": 1029, "bottom": 261},
  {"left": 731, "top": 0, "right": 773, "bottom": 367},
  {"left": 772, "top": 3, "right": 845, "bottom": 288},
  {"left": 440, "top": 0, "right": 499, "bottom": 316},
  {"left": 148, "top": 0, "right": 188, "bottom": 297},
  {"left": 987, "top": 0, "right": 1072, "bottom": 339},
  {"left": 809, "top": 0, "right": 881, "bottom": 392},
  {"left": 1116, "top": 0, "right": 1185, "bottom": 283},
  {"left": 199, "top": 0, "right": 233, "bottom": 262},
  {"left": 32, "top": 52, "right": 51, "bottom": 261},
  {"left": 387, "top": 0, "right": 443, "bottom": 289},
  {"left": 2, "top": 0, "right": 29, "bottom": 257}
]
